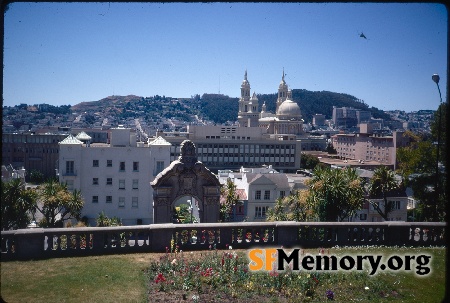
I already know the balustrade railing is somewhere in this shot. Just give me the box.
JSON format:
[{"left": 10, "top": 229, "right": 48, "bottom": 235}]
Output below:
[{"left": 1, "top": 222, "right": 445, "bottom": 261}]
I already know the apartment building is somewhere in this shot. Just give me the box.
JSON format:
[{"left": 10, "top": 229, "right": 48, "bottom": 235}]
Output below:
[
  {"left": 331, "top": 123, "right": 409, "bottom": 168},
  {"left": 2, "top": 133, "right": 68, "bottom": 180},
  {"left": 58, "top": 127, "right": 171, "bottom": 225}
]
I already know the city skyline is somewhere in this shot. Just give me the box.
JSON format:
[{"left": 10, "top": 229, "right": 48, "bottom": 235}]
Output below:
[{"left": 3, "top": 2, "right": 448, "bottom": 112}]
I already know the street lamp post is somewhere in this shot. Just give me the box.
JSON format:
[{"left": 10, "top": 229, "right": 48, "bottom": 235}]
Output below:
[{"left": 432, "top": 74, "right": 443, "bottom": 221}]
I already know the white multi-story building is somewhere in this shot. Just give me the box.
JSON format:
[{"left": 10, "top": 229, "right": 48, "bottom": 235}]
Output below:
[
  {"left": 219, "top": 166, "right": 293, "bottom": 222},
  {"left": 58, "top": 126, "right": 171, "bottom": 226}
]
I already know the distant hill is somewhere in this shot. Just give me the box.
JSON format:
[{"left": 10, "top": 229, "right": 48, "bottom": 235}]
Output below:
[
  {"left": 200, "top": 89, "right": 392, "bottom": 123},
  {"left": 69, "top": 89, "right": 391, "bottom": 124},
  {"left": 71, "top": 95, "right": 142, "bottom": 112}
]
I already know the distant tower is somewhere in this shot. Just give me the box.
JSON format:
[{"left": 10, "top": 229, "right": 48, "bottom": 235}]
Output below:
[
  {"left": 238, "top": 70, "right": 260, "bottom": 127},
  {"left": 276, "top": 68, "right": 288, "bottom": 113}
]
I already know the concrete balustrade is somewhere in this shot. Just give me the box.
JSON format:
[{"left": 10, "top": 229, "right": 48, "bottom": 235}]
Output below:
[{"left": 1, "top": 222, "right": 446, "bottom": 261}]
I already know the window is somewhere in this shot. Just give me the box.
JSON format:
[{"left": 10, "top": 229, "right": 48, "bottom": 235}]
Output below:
[
  {"left": 390, "top": 201, "right": 401, "bottom": 210},
  {"left": 106, "top": 196, "right": 112, "bottom": 203},
  {"left": 132, "top": 179, "right": 139, "bottom": 189},
  {"left": 359, "top": 214, "right": 367, "bottom": 220},
  {"left": 119, "top": 197, "right": 125, "bottom": 208},
  {"left": 280, "top": 191, "right": 286, "bottom": 199},
  {"left": 132, "top": 197, "right": 138, "bottom": 208},
  {"left": 106, "top": 178, "right": 112, "bottom": 185},
  {"left": 93, "top": 178, "right": 99, "bottom": 185},
  {"left": 65, "top": 160, "right": 74, "bottom": 174},
  {"left": 119, "top": 179, "right": 125, "bottom": 190},
  {"left": 66, "top": 180, "right": 74, "bottom": 191},
  {"left": 255, "top": 190, "right": 261, "bottom": 200},
  {"left": 264, "top": 190, "right": 270, "bottom": 200},
  {"left": 93, "top": 160, "right": 99, "bottom": 167},
  {"left": 155, "top": 161, "right": 164, "bottom": 175},
  {"left": 255, "top": 206, "right": 269, "bottom": 218},
  {"left": 92, "top": 196, "right": 98, "bottom": 203},
  {"left": 133, "top": 161, "right": 139, "bottom": 171},
  {"left": 107, "top": 160, "right": 112, "bottom": 167},
  {"left": 119, "top": 161, "right": 125, "bottom": 171}
]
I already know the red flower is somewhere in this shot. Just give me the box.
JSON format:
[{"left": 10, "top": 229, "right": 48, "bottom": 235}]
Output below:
[{"left": 154, "top": 273, "right": 166, "bottom": 283}]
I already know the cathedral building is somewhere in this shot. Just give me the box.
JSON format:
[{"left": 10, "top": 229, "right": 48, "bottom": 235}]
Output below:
[
  {"left": 238, "top": 69, "right": 305, "bottom": 137},
  {"left": 155, "top": 69, "right": 326, "bottom": 172}
]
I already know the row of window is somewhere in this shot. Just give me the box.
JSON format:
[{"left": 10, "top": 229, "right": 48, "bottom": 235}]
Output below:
[
  {"left": 92, "top": 160, "right": 139, "bottom": 171},
  {"left": 5, "top": 148, "right": 59, "bottom": 154},
  {"left": 253, "top": 190, "right": 285, "bottom": 200},
  {"left": 196, "top": 154, "right": 296, "bottom": 158},
  {"left": 92, "top": 178, "right": 139, "bottom": 189},
  {"left": 195, "top": 144, "right": 296, "bottom": 149},
  {"left": 92, "top": 195, "right": 139, "bottom": 208},
  {"left": 2, "top": 135, "right": 62, "bottom": 143},
  {"left": 65, "top": 160, "right": 165, "bottom": 176}
]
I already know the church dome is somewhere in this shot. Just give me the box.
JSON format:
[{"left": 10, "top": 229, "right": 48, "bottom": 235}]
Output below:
[{"left": 277, "top": 99, "right": 301, "bottom": 120}]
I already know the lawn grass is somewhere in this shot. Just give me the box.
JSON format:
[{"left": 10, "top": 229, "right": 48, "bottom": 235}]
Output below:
[
  {"left": 1, "top": 253, "right": 151, "bottom": 303},
  {"left": 1, "top": 246, "right": 446, "bottom": 303}
]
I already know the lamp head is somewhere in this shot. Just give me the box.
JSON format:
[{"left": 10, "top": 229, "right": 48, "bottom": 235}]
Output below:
[{"left": 432, "top": 74, "right": 440, "bottom": 84}]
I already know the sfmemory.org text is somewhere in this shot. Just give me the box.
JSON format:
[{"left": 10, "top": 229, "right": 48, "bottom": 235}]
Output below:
[{"left": 248, "top": 248, "right": 432, "bottom": 276}]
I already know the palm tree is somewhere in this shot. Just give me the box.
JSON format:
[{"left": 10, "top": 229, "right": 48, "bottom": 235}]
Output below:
[
  {"left": 368, "top": 166, "right": 401, "bottom": 221},
  {"left": 36, "top": 179, "right": 84, "bottom": 227},
  {"left": 1, "top": 178, "right": 37, "bottom": 230},
  {"left": 307, "top": 166, "right": 364, "bottom": 221}
]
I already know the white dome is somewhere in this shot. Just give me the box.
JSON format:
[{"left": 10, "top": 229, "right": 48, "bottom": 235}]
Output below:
[{"left": 277, "top": 99, "right": 301, "bottom": 120}]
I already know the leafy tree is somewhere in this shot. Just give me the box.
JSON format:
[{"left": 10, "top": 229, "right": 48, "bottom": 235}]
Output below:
[
  {"left": 1, "top": 179, "right": 37, "bottom": 230},
  {"left": 397, "top": 129, "right": 446, "bottom": 222},
  {"left": 267, "top": 190, "right": 315, "bottom": 222},
  {"left": 220, "top": 178, "right": 239, "bottom": 222},
  {"left": 368, "top": 166, "right": 401, "bottom": 221},
  {"left": 306, "top": 166, "right": 364, "bottom": 221},
  {"left": 35, "top": 179, "right": 84, "bottom": 227},
  {"left": 326, "top": 142, "right": 337, "bottom": 154},
  {"left": 430, "top": 102, "right": 447, "bottom": 166},
  {"left": 96, "top": 211, "right": 122, "bottom": 227},
  {"left": 300, "top": 153, "right": 326, "bottom": 170},
  {"left": 28, "top": 169, "right": 45, "bottom": 184},
  {"left": 266, "top": 197, "right": 289, "bottom": 222}
]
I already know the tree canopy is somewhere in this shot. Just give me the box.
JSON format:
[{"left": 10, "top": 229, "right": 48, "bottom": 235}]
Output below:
[
  {"left": 306, "top": 166, "right": 364, "bottom": 221},
  {"left": 35, "top": 180, "right": 84, "bottom": 227},
  {"left": 368, "top": 166, "right": 402, "bottom": 221},
  {"left": 266, "top": 190, "right": 315, "bottom": 222},
  {"left": 1, "top": 179, "right": 37, "bottom": 230}
]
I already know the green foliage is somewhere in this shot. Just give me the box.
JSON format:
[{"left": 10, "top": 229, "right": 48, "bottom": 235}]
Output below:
[
  {"left": 220, "top": 178, "right": 239, "bottom": 222},
  {"left": 300, "top": 153, "right": 325, "bottom": 170},
  {"left": 307, "top": 166, "right": 364, "bottom": 221},
  {"left": 368, "top": 166, "right": 402, "bottom": 221},
  {"left": 430, "top": 102, "right": 447, "bottom": 166},
  {"left": 96, "top": 211, "right": 122, "bottom": 227},
  {"left": 256, "top": 89, "right": 390, "bottom": 123},
  {"left": 266, "top": 190, "right": 316, "bottom": 222},
  {"left": 200, "top": 94, "right": 239, "bottom": 124},
  {"left": 1, "top": 179, "right": 37, "bottom": 230},
  {"left": 28, "top": 169, "right": 45, "bottom": 183},
  {"left": 396, "top": 131, "right": 446, "bottom": 222},
  {"left": 36, "top": 179, "right": 84, "bottom": 227}
]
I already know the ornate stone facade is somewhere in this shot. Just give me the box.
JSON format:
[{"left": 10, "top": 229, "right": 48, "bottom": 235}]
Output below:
[{"left": 151, "top": 140, "right": 221, "bottom": 223}]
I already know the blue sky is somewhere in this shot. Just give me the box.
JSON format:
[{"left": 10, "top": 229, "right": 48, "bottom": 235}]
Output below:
[{"left": 3, "top": 2, "right": 448, "bottom": 111}]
